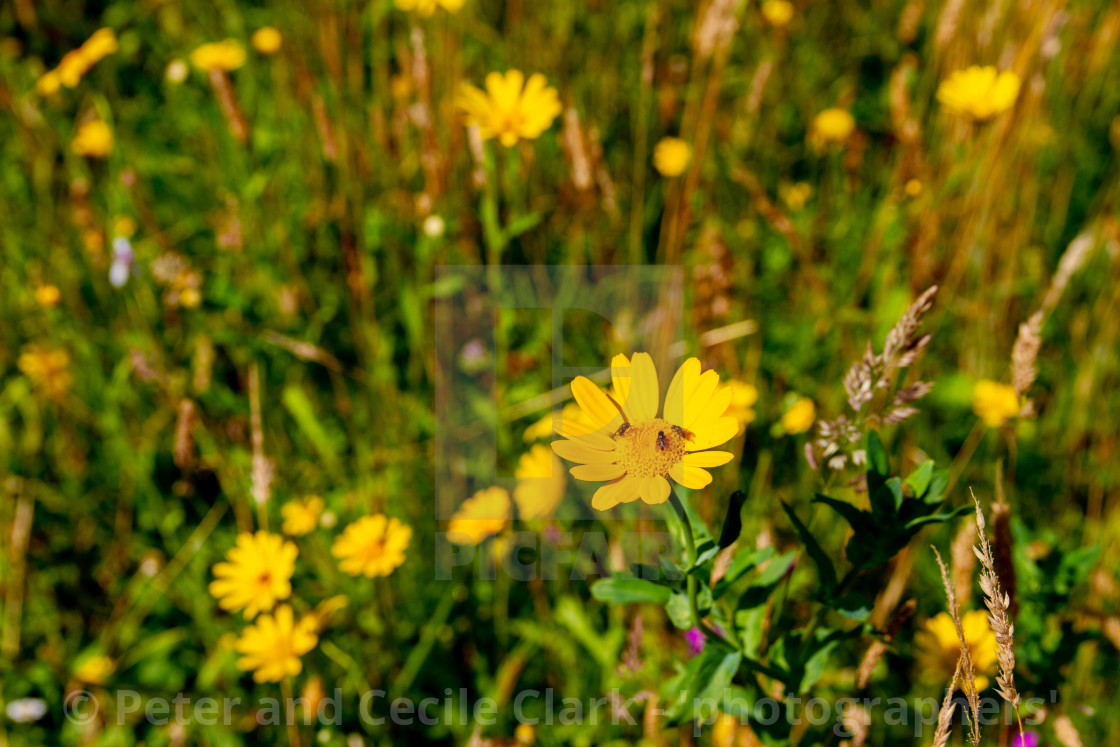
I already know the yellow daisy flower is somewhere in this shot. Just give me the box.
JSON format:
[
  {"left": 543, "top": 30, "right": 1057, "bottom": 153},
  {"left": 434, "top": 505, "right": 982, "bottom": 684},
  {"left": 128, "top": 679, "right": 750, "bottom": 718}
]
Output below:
[
  {"left": 190, "top": 40, "right": 247, "bottom": 72},
  {"left": 723, "top": 381, "right": 758, "bottom": 427},
  {"left": 235, "top": 605, "right": 318, "bottom": 683},
  {"left": 551, "top": 353, "right": 739, "bottom": 510},
  {"left": 74, "top": 655, "right": 114, "bottom": 685},
  {"left": 937, "top": 66, "right": 1020, "bottom": 121},
  {"left": 34, "top": 285, "right": 62, "bottom": 307},
  {"left": 448, "top": 487, "right": 511, "bottom": 544},
  {"left": 251, "top": 27, "right": 282, "bottom": 54},
  {"left": 281, "top": 496, "right": 323, "bottom": 536},
  {"left": 973, "top": 380, "right": 1020, "bottom": 427},
  {"left": 811, "top": 108, "right": 856, "bottom": 146},
  {"left": 761, "top": 0, "right": 794, "bottom": 27},
  {"left": 331, "top": 515, "right": 412, "bottom": 577},
  {"left": 457, "top": 70, "right": 562, "bottom": 147},
  {"left": 653, "top": 137, "right": 692, "bottom": 177},
  {"left": 209, "top": 531, "right": 296, "bottom": 619},
  {"left": 513, "top": 444, "right": 566, "bottom": 520},
  {"left": 914, "top": 610, "right": 999, "bottom": 691},
  {"left": 71, "top": 120, "right": 113, "bottom": 158},
  {"left": 781, "top": 397, "right": 815, "bottom": 435}
]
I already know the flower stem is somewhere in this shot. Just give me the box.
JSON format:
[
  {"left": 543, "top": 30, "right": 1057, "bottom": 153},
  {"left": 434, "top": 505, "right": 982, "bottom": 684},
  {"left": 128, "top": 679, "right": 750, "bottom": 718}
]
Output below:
[{"left": 667, "top": 490, "right": 703, "bottom": 632}]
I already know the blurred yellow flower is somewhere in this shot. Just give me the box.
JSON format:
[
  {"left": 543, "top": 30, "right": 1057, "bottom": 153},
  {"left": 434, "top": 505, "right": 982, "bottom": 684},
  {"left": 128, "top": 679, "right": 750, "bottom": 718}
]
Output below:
[
  {"left": 457, "top": 70, "right": 562, "bottom": 147},
  {"left": 281, "top": 496, "right": 323, "bottom": 536},
  {"left": 782, "top": 181, "right": 813, "bottom": 210},
  {"left": 209, "top": 531, "right": 296, "bottom": 618},
  {"left": 74, "top": 655, "right": 114, "bottom": 685},
  {"left": 937, "top": 66, "right": 1020, "bottom": 121},
  {"left": 448, "top": 487, "right": 511, "bottom": 544},
  {"left": 396, "top": 0, "right": 466, "bottom": 15},
  {"left": 331, "top": 514, "right": 412, "bottom": 577},
  {"left": 723, "top": 380, "right": 758, "bottom": 427},
  {"left": 72, "top": 120, "right": 113, "bottom": 158},
  {"left": 712, "top": 712, "right": 761, "bottom": 747},
  {"left": 513, "top": 444, "right": 566, "bottom": 520},
  {"left": 914, "top": 610, "right": 998, "bottom": 691},
  {"left": 781, "top": 397, "right": 815, "bottom": 434},
  {"left": 190, "top": 40, "right": 247, "bottom": 72},
  {"left": 114, "top": 215, "right": 137, "bottom": 238},
  {"left": 904, "top": 178, "right": 923, "bottom": 197},
  {"left": 251, "top": 27, "right": 283, "bottom": 54},
  {"left": 552, "top": 354, "right": 739, "bottom": 509},
  {"left": 17, "top": 345, "right": 71, "bottom": 400},
  {"left": 653, "top": 137, "right": 692, "bottom": 177},
  {"left": 34, "top": 285, "right": 61, "bottom": 307},
  {"left": 973, "top": 380, "right": 1020, "bottom": 427},
  {"left": 37, "top": 28, "right": 117, "bottom": 95},
  {"left": 811, "top": 108, "right": 856, "bottom": 146},
  {"left": 762, "top": 0, "right": 795, "bottom": 27},
  {"left": 515, "top": 722, "right": 536, "bottom": 746},
  {"left": 235, "top": 605, "right": 318, "bottom": 683}
]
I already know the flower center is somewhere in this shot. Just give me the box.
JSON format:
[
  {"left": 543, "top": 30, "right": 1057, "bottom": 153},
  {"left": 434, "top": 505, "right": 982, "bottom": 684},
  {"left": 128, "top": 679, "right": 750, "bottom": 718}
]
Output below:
[{"left": 615, "top": 418, "right": 688, "bottom": 478}]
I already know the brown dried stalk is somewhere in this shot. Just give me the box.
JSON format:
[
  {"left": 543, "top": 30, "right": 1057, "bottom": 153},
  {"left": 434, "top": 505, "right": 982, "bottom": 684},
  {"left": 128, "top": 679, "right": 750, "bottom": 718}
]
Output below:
[
  {"left": 931, "top": 656, "right": 962, "bottom": 747},
  {"left": 1011, "top": 311, "right": 1043, "bottom": 397},
  {"left": 933, "top": 547, "right": 981, "bottom": 746},
  {"left": 972, "top": 493, "right": 1023, "bottom": 729}
]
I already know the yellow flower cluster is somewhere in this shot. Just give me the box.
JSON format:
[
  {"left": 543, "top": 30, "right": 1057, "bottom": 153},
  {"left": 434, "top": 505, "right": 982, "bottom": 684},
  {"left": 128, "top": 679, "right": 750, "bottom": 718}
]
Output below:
[
  {"left": 448, "top": 486, "right": 511, "bottom": 544},
  {"left": 937, "top": 66, "right": 1020, "bottom": 121},
  {"left": 457, "top": 70, "right": 562, "bottom": 147},
  {"left": 72, "top": 120, "right": 113, "bottom": 158},
  {"left": 331, "top": 514, "right": 412, "bottom": 577},
  {"left": 190, "top": 39, "right": 247, "bottom": 72},
  {"left": 235, "top": 605, "right": 318, "bottom": 683},
  {"left": 811, "top": 108, "right": 856, "bottom": 147},
  {"left": 251, "top": 27, "right": 283, "bottom": 55},
  {"left": 74, "top": 655, "right": 115, "bottom": 685},
  {"left": 209, "top": 531, "right": 297, "bottom": 619},
  {"left": 36, "top": 28, "right": 118, "bottom": 96},
  {"left": 17, "top": 345, "right": 72, "bottom": 400},
  {"left": 281, "top": 496, "right": 323, "bottom": 536},
  {"left": 781, "top": 397, "right": 815, "bottom": 435},
  {"left": 762, "top": 0, "right": 795, "bottom": 27}
]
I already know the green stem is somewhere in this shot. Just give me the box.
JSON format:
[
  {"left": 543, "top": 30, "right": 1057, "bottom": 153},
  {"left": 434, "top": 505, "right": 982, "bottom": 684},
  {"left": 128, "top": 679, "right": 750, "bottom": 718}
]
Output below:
[{"left": 667, "top": 490, "right": 703, "bottom": 632}]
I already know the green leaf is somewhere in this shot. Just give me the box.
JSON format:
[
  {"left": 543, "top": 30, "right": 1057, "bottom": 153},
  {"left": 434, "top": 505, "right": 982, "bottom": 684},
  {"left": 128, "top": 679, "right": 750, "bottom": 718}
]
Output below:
[
  {"left": 813, "top": 494, "right": 873, "bottom": 533},
  {"left": 901, "top": 503, "right": 972, "bottom": 530},
  {"left": 505, "top": 211, "right": 545, "bottom": 240},
  {"left": 905, "top": 460, "right": 934, "bottom": 498},
  {"left": 665, "top": 645, "right": 742, "bottom": 724},
  {"left": 713, "top": 546, "right": 774, "bottom": 598},
  {"left": 752, "top": 550, "right": 797, "bottom": 588},
  {"left": 590, "top": 577, "right": 673, "bottom": 605},
  {"left": 718, "top": 490, "right": 748, "bottom": 549},
  {"left": 281, "top": 385, "right": 341, "bottom": 468},
  {"left": 866, "top": 430, "right": 889, "bottom": 477},
  {"left": 835, "top": 593, "right": 873, "bottom": 621},
  {"left": 666, "top": 593, "right": 695, "bottom": 630},
  {"left": 781, "top": 501, "right": 837, "bottom": 592}
]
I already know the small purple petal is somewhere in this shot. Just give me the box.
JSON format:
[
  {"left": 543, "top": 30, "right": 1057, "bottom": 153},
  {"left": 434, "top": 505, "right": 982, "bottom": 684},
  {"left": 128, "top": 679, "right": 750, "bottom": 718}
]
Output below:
[{"left": 686, "top": 626, "right": 706, "bottom": 656}]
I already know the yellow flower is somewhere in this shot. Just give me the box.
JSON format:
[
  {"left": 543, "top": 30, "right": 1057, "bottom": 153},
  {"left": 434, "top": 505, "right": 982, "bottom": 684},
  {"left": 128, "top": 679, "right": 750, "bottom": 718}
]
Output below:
[
  {"left": 235, "top": 605, "right": 318, "bottom": 683},
  {"left": 209, "top": 531, "right": 297, "bottom": 619},
  {"left": 34, "top": 285, "right": 61, "bottom": 307},
  {"left": 72, "top": 120, "right": 113, "bottom": 158},
  {"left": 396, "top": 0, "right": 466, "bottom": 15},
  {"left": 457, "top": 70, "right": 562, "bottom": 147},
  {"left": 331, "top": 514, "right": 412, "bottom": 577},
  {"left": 36, "top": 70, "right": 61, "bottom": 96},
  {"left": 190, "top": 40, "right": 247, "bottom": 72},
  {"left": 17, "top": 345, "right": 71, "bottom": 400},
  {"left": 513, "top": 444, "right": 566, "bottom": 520},
  {"left": 973, "top": 380, "right": 1020, "bottom": 427},
  {"left": 781, "top": 397, "right": 815, "bottom": 434},
  {"left": 762, "top": 0, "right": 794, "bottom": 27},
  {"left": 74, "top": 655, "right": 114, "bottom": 685},
  {"left": 57, "top": 50, "right": 88, "bottom": 88},
  {"left": 782, "top": 181, "right": 813, "bottom": 210},
  {"left": 723, "top": 380, "right": 758, "bottom": 427},
  {"left": 81, "top": 28, "right": 119, "bottom": 65},
  {"left": 448, "top": 487, "right": 511, "bottom": 544},
  {"left": 937, "top": 66, "right": 1020, "bottom": 121},
  {"left": 904, "top": 178, "right": 923, "bottom": 197},
  {"left": 811, "top": 108, "right": 856, "bottom": 146},
  {"left": 914, "top": 610, "right": 999, "bottom": 691},
  {"left": 281, "top": 496, "right": 323, "bottom": 536},
  {"left": 653, "top": 137, "right": 692, "bottom": 177},
  {"left": 515, "top": 723, "right": 536, "bottom": 746},
  {"left": 251, "top": 27, "right": 283, "bottom": 54},
  {"left": 552, "top": 353, "right": 739, "bottom": 510}
]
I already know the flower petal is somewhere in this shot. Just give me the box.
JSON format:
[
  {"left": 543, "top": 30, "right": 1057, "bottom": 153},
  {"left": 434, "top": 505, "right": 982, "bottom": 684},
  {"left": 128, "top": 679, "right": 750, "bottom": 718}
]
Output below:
[
  {"left": 683, "top": 450, "right": 735, "bottom": 467},
  {"left": 690, "top": 384, "right": 734, "bottom": 431},
  {"left": 610, "top": 354, "right": 633, "bottom": 419},
  {"left": 641, "top": 475, "right": 671, "bottom": 505},
  {"left": 570, "top": 376, "right": 620, "bottom": 430},
  {"left": 684, "top": 370, "right": 720, "bottom": 428},
  {"left": 686, "top": 416, "right": 739, "bottom": 451},
  {"left": 570, "top": 463, "right": 626, "bottom": 481},
  {"left": 591, "top": 477, "right": 640, "bottom": 511},
  {"left": 552, "top": 439, "right": 618, "bottom": 464},
  {"left": 670, "top": 463, "right": 714, "bottom": 489},
  {"left": 664, "top": 357, "right": 700, "bottom": 425},
  {"left": 627, "top": 352, "right": 659, "bottom": 421}
]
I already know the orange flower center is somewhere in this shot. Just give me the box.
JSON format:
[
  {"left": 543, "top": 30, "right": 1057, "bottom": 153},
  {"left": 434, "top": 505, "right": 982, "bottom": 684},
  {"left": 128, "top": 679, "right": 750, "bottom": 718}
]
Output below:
[{"left": 615, "top": 418, "right": 688, "bottom": 478}]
